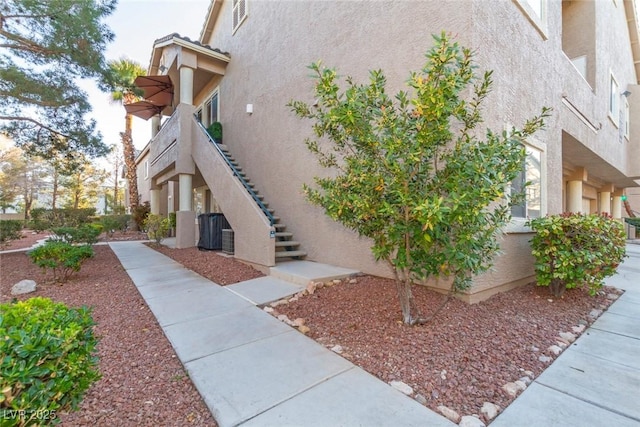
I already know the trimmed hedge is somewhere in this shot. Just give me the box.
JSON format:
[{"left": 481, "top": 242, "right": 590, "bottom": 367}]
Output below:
[{"left": 528, "top": 213, "right": 626, "bottom": 297}]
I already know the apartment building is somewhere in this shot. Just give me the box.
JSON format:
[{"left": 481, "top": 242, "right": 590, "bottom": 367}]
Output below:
[{"left": 135, "top": 0, "right": 640, "bottom": 301}]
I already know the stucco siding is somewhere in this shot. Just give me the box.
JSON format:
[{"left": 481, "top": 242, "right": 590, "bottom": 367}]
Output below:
[{"left": 166, "top": 0, "right": 640, "bottom": 299}]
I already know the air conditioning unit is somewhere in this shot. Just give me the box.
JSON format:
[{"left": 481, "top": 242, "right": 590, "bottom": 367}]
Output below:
[{"left": 222, "top": 229, "right": 234, "bottom": 255}]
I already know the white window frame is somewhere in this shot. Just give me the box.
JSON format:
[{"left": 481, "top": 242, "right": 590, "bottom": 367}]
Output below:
[
  {"left": 144, "top": 160, "right": 149, "bottom": 179},
  {"left": 506, "top": 138, "right": 547, "bottom": 233},
  {"left": 624, "top": 97, "right": 630, "bottom": 140},
  {"left": 514, "top": 0, "right": 548, "bottom": 39},
  {"left": 232, "top": 0, "right": 248, "bottom": 34},
  {"left": 609, "top": 72, "right": 619, "bottom": 127},
  {"left": 198, "top": 89, "right": 220, "bottom": 128}
]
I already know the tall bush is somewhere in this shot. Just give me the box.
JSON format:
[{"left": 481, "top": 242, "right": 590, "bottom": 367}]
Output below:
[
  {"left": 0, "top": 297, "right": 101, "bottom": 426},
  {"left": 528, "top": 213, "right": 626, "bottom": 297},
  {"left": 289, "top": 32, "right": 549, "bottom": 324},
  {"left": 144, "top": 214, "right": 169, "bottom": 244}
]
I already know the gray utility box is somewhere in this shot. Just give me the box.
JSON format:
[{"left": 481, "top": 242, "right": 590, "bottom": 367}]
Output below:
[
  {"left": 222, "top": 229, "right": 234, "bottom": 254},
  {"left": 198, "top": 213, "right": 231, "bottom": 251}
]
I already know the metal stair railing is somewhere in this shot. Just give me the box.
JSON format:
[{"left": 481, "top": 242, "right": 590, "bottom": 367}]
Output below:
[{"left": 194, "top": 117, "right": 275, "bottom": 226}]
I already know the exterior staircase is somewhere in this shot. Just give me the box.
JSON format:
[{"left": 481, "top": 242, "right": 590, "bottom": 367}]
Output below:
[{"left": 214, "top": 142, "right": 307, "bottom": 261}]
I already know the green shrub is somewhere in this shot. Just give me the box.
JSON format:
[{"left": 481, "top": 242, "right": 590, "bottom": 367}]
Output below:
[
  {"left": 168, "top": 212, "right": 176, "bottom": 229},
  {"left": 29, "top": 242, "right": 94, "bottom": 283},
  {"left": 528, "top": 213, "right": 627, "bottom": 297},
  {"left": 0, "top": 297, "right": 100, "bottom": 426},
  {"left": 100, "top": 214, "right": 130, "bottom": 236},
  {"left": 206, "top": 121, "right": 223, "bottom": 143},
  {"left": 49, "top": 224, "right": 101, "bottom": 245},
  {"left": 0, "top": 220, "right": 23, "bottom": 248},
  {"left": 143, "top": 214, "right": 169, "bottom": 244},
  {"left": 26, "top": 208, "right": 97, "bottom": 231}
]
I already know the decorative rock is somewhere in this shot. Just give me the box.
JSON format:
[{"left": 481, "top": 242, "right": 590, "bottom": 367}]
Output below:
[
  {"left": 331, "top": 345, "right": 343, "bottom": 354},
  {"left": 523, "top": 370, "right": 534, "bottom": 378},
  {"left": 270, "top": 299, "right": 289, "bottom": 308},
  {"left": 437, "top": 405, "right": 460, "bottom": 423},
  {"left": 514, "top": 380, "right": 527, "bottom": 391},
  {"left": 263, "top": 306, "right": 274, "bottom": 313},
  {"left": 298, "top": 325, "right": 310, "bottom": 334},
  {"left": 277, "top": 314, "right": 292, "bottom": 325},
  {"left": 414, "top": 394, "right": 428, "bottom": 405},
  {"left": 502, "top": 382, "right": 519, "bottom": 397},
  {"left": 458, "top": 415, "right": 486, "bottom": 427},
  {"left": 559, "top": 332, "right": 576, "bottom": 343},
  {"left": 572, "top": 324, "right": 586, "bottom": 334},
  {"left": 332, "top": 279, "right": 342, "bottom": 285},
  {"left": 349, "top": 278, "right": 357, "bottom": 284},
  {"left": 518, "top": 376, "right": 532, "bottom": 385},
  {"left": 589, "top": 309, "right": 603, "bottom": 318},
  {"left": 556, "top": 341, "right": 568, "bottom": 349},
  {"left": 306, "top": 282, "right": 317, "bottom": 295},
  {"left": 389, "top": 381, "right": 413, "bottom": 396},
  {"left": 292, "top": 318, "right": 305, "bottom": 327},
  {"left": 288, "top": 296, "right": 299, "bottom": 303},
  {"left": 440, "top": 369, "right": 447, "bottom": 380},
  {"left": 538, "top": 355, "right": 552, "bottom": 363},
  {"left": 530, "top": 345, "right": 539, "bottom": 352},
  {"left": 11, "top": 279, "right": 36, "bottom": 295},
  {"left": 607, "top": 293, "right": 619, "bottom": 300},
  {"left": 481, "top": 402, "right": 500, "bottom": 420},
  {"left": 548, "top": 345, "right": 563, "bottom": 355}
]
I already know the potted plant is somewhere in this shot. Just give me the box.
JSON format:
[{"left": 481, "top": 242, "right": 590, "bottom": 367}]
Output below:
[{"left": 207, "top": 121, "right": 223, "bottom": 144}]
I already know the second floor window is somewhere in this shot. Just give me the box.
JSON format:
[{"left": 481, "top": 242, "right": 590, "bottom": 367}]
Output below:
[{"left": 233, "top": 0, "right": 247, "bottom": 33}]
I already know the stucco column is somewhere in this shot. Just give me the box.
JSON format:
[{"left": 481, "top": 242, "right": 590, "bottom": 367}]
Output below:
[
  {"left": 178, "top": 174, "right": 192, "bottom": 211},
  {"left": 599, "top": 192, "right": 611, "bottom": 214},
  {"left": 149, "top": 189, "right": 160, "bottom": 215},
  {"left": 176, "top": 173, "right": 195, "bottom": 249},
  {"left": 567, "top": 180, "right": 583, "bottom": 213},
  {"left": 611, "top": 195, "right": 622, "bottom": 219},
  {"left": 151, "top": 115, "right": 161, "bottom": 137},
  {"left": 179, "top": 66, "right": 194, "bottom": 105}
]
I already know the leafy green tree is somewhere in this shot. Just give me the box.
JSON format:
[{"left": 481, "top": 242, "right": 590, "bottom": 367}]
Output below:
[
  {"left": 101, "top": 58, "right": 146, "bottom": 214},
  {"left": 0, "top": 0, "right": 116, "bottom": 160},
  {"left": 290, "top": 32, "right": 550, "bottom": 325}
]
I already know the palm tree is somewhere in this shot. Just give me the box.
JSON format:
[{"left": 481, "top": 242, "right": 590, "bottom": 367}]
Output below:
[{"left": 103, "top": 58, "right": 146, "bottom": 218}]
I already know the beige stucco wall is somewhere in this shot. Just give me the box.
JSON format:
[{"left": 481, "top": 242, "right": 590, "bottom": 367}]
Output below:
[{"left": 185, "top": 0, "right": 639, "bottom": 299}]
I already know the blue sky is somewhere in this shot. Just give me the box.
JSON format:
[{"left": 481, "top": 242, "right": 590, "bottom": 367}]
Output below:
[{"left": 83, "top": 0, "right": 210, "bottom": 150}]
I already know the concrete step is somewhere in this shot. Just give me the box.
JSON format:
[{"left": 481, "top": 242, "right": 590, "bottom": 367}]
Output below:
[
  {"left": 274, "top": 223, "right": 286, "bottom": 230},
  {"left": 275, "top": 250, "right": 307, "bottom": 259},
  {"left": 275, "top": 231, "right": 293, "bottom": 239},
  {"left": 275, "top": 240, "right": 300, "bottom": 247}
]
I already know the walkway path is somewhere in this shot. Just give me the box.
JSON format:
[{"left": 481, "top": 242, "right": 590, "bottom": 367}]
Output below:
[
  {"left": 109, "top": 241, "right": 640, "bottom": 427},
  {"left": 492, "top": 243, "right": 640, "bottom": 426},
  {"left": 109, "top": 241, "right": 455, "bottom": 427}
]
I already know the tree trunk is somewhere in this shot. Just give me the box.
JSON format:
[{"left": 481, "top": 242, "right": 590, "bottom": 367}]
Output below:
[
  {"left": 121, "top": 113, "right": 139, "bottom": 217},
  {"left": 52, "top": 169, "right": 59, "bottom": 211},
  {"left": 393, "top": 266, "right": 423, "bottom": 325}
]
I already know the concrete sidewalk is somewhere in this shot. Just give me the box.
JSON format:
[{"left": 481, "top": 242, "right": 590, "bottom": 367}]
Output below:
[
  {"left": 492, "top": 243, "right": 640, "bottom": 427},
  {"left": 110, "top": 241, "right": 640, "bottom": 427},
  {"left": 109, "top": 241, "right": 455, "bottom": 427}
]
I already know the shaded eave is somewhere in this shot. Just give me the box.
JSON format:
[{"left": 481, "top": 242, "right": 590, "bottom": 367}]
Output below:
[
  {"left": 625, "top": 0, "right": 640, "bottom": 84},
  {"left": 148, "top": 33, "right": 230, "bottom": 75},
  {"left": 200, "top": 0, "right": 223, "bottom": 44}
]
